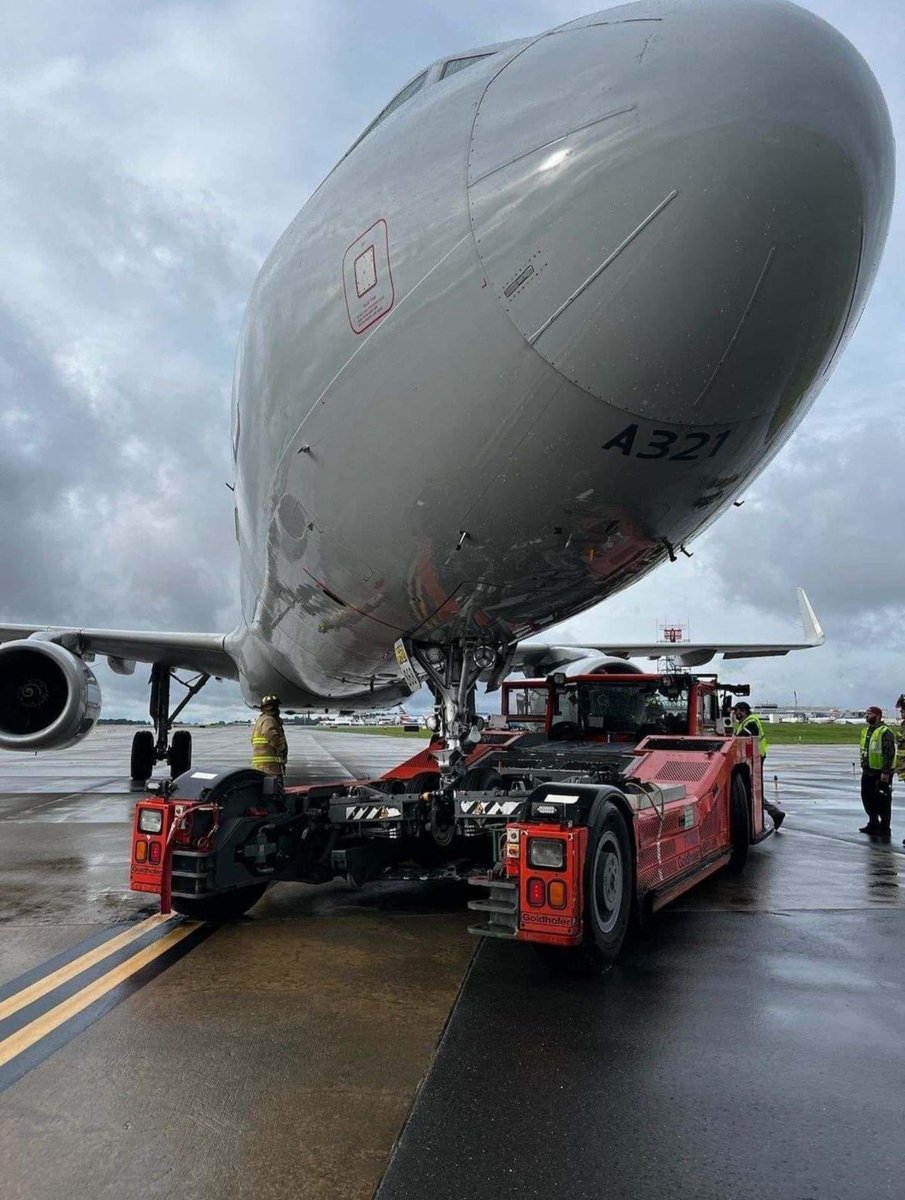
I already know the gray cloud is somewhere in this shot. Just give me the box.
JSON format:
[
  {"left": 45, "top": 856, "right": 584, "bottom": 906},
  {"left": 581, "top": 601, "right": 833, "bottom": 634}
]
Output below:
[{"left": 1, "top": 1, "right": 902, "bottom": 722}]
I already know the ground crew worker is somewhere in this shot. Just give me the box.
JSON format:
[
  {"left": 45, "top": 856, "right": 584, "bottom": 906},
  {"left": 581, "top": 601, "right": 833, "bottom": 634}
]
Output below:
[
  {"left": 894, "top": 694, "right": 905, "bottom": 785},
  {"left": 732, "top": 701, "right": 786, "bottom": 831},
  {"left": 251, "top": 694, "right": 288, "bottom": 778},
  {"left": 859, "top": 705, "right": 895, "bottom": 840}
]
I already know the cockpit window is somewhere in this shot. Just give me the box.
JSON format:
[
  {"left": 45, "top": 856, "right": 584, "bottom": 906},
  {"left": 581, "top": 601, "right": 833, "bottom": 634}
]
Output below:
[
  {"left": 362, "top": 69, "right": 429, "bottom": 139},
  {"left": 441, "top": 54, "right": 492, "bottom": 79},
  {"left": 340, "top": 68, "right": 430, "bottom": 162}
]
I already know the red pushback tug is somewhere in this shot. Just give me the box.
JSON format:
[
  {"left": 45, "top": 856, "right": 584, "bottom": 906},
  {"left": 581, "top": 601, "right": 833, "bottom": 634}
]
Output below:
[{"left": 130, "top": 672, "right": 770, "bottom": 967}]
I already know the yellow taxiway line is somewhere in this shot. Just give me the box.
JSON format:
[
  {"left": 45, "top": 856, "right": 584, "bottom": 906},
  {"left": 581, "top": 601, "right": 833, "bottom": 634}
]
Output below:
[
  {"left": 0, "top": 920, "right": 201, "bottom": 1069},
  {"left": 0, "top": 912, "right": 175, "bottom": 1023}
]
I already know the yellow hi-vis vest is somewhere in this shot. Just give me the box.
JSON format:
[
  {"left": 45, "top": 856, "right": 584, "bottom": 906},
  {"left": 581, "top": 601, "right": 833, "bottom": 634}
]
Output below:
[
  {"left": 735, "top": 713, "right": 769, "bottom": 758},
  {"left": 860, "top": 723, "right": 891, "bottom": 771}
]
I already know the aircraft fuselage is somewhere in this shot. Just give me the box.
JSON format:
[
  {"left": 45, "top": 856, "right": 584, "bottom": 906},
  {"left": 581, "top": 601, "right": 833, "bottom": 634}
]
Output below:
[{"left": 227, "top": 0, "right": 894, "bottom": 708}]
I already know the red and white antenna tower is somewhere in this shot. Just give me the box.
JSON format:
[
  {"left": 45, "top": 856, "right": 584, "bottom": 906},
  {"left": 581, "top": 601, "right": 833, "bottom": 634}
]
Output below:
[
  {"left": 656, "top": 620, "right": 690, "bottom": 645},
  {"left": 656, "top": 620, "right": 689, "bottom": 671}
]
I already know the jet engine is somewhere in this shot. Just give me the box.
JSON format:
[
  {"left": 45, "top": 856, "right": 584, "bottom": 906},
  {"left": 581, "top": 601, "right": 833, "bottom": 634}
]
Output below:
[
  {"left": 0, "top": 639, "right": 102, "bottom": 751},
  {"left": 568, "top": 657, "right": 646, "bottom": 677}
]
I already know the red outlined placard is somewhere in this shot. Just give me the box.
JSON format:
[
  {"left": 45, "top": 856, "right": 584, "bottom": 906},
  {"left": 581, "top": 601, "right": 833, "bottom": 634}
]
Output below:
[{"left": 342, "top": 218, "right": 395, "bottom": 334}]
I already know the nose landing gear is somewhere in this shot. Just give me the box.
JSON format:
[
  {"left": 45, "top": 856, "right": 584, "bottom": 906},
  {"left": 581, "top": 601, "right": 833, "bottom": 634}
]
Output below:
[{"left": 409, "top": 639, "right": 503, "bottom": 791}]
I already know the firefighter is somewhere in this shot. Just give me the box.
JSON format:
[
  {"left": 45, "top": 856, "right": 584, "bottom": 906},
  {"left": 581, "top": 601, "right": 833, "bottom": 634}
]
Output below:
[
  {"left": 251, "top": 694, "right": 288, "bottom": 778},
  {"left": 858, "top": 705, "right": 895, "bottom": 840},
  {"left": 732, "top": 701, "right": 786, "bottom": 831}
]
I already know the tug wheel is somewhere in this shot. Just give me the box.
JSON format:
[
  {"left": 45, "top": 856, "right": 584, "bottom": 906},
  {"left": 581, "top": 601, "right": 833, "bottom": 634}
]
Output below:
[
  {"left": 168, "top": 729, "right": 192, "bottom": 779},
  {"left": 585, "top": 801, "right": 633, "bottom": 962},
  {"left": 728, "top": 773, "right": 750, "bottom": 871},
  {"left": 130, "top": 730, "right": 155, "bottom": 782},
  {"left": 534, "top": 800, "right": 634, "bottom": 975},
  {"left": 172, "top": 883, "right": 269, "bottom": 922}
]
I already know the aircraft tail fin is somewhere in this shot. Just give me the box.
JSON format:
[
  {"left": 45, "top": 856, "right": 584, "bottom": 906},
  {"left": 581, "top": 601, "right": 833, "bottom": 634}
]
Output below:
[{"left": 797, "top": 587, "right": 825, "bottom": 646}]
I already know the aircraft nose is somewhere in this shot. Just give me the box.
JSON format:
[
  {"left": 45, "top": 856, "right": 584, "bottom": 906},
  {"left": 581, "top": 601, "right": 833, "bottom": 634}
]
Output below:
[{"left": 468, "top": 0, "right": 894, "bottom": 428}]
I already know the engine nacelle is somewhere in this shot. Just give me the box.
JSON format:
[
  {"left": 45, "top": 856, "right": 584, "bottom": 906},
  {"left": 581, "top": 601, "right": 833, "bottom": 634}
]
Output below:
[
  {"left": 564, "top": 656, "right": 646, "bottom": 676},
  {"left": 0, "top": 640, "right": 102, "bottom": 751}
]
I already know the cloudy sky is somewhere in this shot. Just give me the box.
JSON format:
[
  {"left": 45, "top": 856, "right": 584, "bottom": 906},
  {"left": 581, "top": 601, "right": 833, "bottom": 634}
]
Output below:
[{"left": 1, "top": 0, "right": 902, "bottom": 722}]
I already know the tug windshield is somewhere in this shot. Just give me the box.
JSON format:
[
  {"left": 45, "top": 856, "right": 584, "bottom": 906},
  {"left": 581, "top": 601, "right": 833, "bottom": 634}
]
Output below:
[
  {"left": 507, "top": 687, "right": 548, "bottom": 723},
  {"left": 503, "top": 679, "right": 693, "bottom": 736},
  {"left": 556, "top": 681, "right": 690, "bottom": 737}
]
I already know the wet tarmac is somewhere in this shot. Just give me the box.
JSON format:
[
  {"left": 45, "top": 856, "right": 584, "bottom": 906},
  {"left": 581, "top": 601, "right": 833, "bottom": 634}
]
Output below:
[{"left": 1, "top": 732, "right": 903, "bottom": 1199}]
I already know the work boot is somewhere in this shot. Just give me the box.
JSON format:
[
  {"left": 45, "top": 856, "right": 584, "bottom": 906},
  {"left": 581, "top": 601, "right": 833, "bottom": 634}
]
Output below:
[
  {"left": 860, "top": 824, "right": 879, "bottom": 834},
  {"left": 772, "top": 810, "right": 785, "bottom": 832}
]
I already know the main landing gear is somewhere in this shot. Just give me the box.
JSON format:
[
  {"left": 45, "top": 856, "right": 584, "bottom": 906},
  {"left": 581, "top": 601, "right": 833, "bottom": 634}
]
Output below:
[
  {"left": 130, "top": 663, "right": 209, "bottom": 784},
  {"left": 409, "top": 638, "right": 505, "bottom": 791}
]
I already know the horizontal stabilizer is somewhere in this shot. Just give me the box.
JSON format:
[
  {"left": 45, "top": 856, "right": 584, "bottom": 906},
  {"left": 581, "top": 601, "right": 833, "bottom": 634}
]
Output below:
[
  {"left": 0, "top": 624, "right": 237, "bottom": 680},
  {"left": 511, "top": 587, "right": 824, "bottom": 673}
]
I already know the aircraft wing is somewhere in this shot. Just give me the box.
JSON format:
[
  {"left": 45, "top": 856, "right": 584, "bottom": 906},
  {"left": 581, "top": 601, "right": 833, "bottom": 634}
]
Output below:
[
  {"left": 0, "top": 624, "right": 237, "bottom": 679},
  {"left": 512, "top": 588, "right": 825, "bottom": 673}
]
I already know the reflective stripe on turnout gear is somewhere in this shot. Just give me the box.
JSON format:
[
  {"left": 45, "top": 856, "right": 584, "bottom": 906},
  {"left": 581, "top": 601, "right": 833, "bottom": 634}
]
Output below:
[
  {"left": 735, "top": 713, "right": 769, "bottom": 758},
  {"left": 860, "top": 724, "right": 892, "bottom": 771}
]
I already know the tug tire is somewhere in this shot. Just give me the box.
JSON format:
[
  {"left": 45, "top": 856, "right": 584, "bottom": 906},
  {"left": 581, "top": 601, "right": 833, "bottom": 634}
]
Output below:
[
  {"left": 728, "top": 773, "right": 750, "bottom": 871},
  {"left": 583, "top": 801, "right": 634, "bottom": 964},
  {"left": 534, "top": 800, "right": 634, "bottom": 975}
]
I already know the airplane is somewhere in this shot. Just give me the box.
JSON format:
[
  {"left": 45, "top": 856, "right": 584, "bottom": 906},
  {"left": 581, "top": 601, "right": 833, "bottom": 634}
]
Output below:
[{"left": 0, "top": 0, "right": 894, "bottom": 785}]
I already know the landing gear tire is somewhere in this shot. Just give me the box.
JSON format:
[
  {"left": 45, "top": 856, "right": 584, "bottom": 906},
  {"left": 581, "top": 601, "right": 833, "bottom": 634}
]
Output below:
[
  {"left": 375, "top": 772, "right": 439, "bottom": 796},
  {"left": 429, "top": 792, "right": 456, "bottom": 848},
  {"left": 130, "top": 730, "right": 155, "bottom": 782},
  {"left": 728, "top": 773, "right": 750, "bottom": 871},
  {"left": 374, "top": 779, "right": 406, "bottom": 795},
  {"left": 462, "top": 766, "right": 503, "bottom": 791},
  {"left": 534, "top": 800, "right": 633, "bottom": 975},
  {"left": 168, "top": 729, "right": 192, "bottom": 779},
  {"left": 171, "top": 883, "right": 268, "bottom": 922},
  {"left": 409, "top": 772, "right": 439, "bottom": 794}
]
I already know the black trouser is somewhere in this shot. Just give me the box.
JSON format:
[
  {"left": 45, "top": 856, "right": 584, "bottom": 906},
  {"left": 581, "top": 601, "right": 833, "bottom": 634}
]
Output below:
[
  {"left": 764, "top": 797, "right": 784, "bottom": 822},
  {"left": 860, "top": 770, "right": 892, "bottom": 833},
  {"left": 758, "top": 759, "right": 783, "bottom": 823}
]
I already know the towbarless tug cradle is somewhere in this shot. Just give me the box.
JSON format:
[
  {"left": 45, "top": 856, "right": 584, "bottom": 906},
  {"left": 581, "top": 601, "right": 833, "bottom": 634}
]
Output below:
[{"left": 130, "top": 673, "right": 770, "bottom": 966}]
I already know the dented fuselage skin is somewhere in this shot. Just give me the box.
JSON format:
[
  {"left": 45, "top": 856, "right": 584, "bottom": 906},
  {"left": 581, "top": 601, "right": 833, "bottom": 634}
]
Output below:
[{"left": 227, "top": 0, "right": 894, "bottom": 709}]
